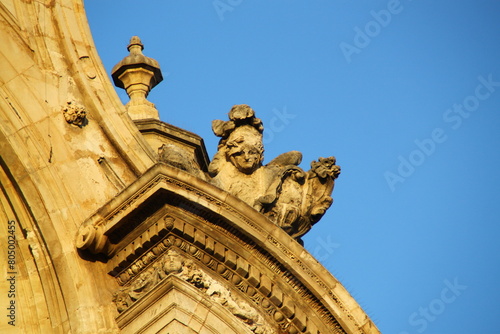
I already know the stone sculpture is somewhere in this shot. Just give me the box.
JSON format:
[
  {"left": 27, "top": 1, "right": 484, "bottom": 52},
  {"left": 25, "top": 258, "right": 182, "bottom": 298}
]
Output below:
[
  {"left": 209, "top": 104, "right": 340, "bottom": 239},
  {"left": 113, "top": 248, "right": 273, "bottom": 333},
  {"left": 111, "top": 36, "right": 163, "bottom": 120},
  {"left": 62, "top": 100, "right": 87, "bottom": 127}
]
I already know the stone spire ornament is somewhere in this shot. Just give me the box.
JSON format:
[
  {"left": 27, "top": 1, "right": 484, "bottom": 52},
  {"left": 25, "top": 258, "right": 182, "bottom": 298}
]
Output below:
[{"left": 112, "top": 36, "right": 163, "bottom": 120}]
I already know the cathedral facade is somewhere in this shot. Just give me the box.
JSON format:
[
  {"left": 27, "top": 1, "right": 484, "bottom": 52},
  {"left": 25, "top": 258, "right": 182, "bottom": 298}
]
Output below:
[{"left": 0, "top": 1, "right": 379, "bottom": 333}]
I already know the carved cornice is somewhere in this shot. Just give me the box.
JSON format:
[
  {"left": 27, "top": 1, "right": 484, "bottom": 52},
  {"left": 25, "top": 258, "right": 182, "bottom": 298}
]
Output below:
[
  {"left": 76, "top": 163, "right": 378, "bottom": 334},
  {"left": 109, "top": 221, "right": 345, "bottom": 333}
]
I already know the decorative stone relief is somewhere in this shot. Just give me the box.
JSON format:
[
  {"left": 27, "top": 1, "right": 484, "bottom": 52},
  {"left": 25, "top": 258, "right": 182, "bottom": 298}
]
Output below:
[
  {"left": 158, "top": 143, "right": 205, "bottom": 179},
  {"left": 62, "top": 100, "right": 87, "bottom": 127},
  {"left": 78, "top": 56, "right": 97, "bottom": 79},
  {"left": 109, "top": 217, "right": 345, "bottom": 334},
  {"left": 74, "top": 166, "right": 347, "bottom": 333},
  {"left": 113, "top": 248, "right": 275, "bottom": 334},
  {"left": 209, "top": 104, "right": 340, "bottom": 239}
]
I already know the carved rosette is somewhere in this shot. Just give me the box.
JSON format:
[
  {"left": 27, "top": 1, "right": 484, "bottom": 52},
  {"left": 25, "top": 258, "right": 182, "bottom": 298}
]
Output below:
[{"left": 62, "top": 100, "right": 87, "bottom": 127}]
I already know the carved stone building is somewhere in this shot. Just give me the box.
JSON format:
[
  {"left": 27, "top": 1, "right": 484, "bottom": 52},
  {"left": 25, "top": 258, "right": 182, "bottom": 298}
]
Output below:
[{"left": 0, "top": 1, "right": 380, "bottom": 333}]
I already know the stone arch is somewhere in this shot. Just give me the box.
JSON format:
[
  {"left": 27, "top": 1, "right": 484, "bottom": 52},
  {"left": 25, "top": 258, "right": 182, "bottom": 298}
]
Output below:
[
  {"left": 0, "top": 105, "right": 127, "bottom": 332},
  {"left": 0, "top": 158, "right": 70, "bottom": 333},
  {"left": 0, "top": 1, "right": 160, "bottom": 331}
]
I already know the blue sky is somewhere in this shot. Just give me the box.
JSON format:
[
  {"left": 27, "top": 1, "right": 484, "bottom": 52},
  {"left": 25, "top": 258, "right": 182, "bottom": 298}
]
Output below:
[{"left": 85, "top": 1, "right": 500, "bottom": 333}]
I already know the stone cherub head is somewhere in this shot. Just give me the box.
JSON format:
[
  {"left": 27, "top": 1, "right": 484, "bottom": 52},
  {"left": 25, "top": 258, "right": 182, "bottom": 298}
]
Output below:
[
  {"left": 209, "top": 104, "right": 341, "bottom": 240},
  {"left": 162, "top": 249, "right": 184, "bottom": 275},
  {"left": 209, "top": 104, "right": 264, "bottom": 177},
  {"left": 225, "top": 126, "right": 264, "bottom": 174}
]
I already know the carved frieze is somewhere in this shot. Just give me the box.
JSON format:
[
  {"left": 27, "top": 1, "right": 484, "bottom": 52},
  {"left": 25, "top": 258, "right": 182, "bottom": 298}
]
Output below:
[
  {"left": 113, "top": 248, "right": 275, "bottom": 334},
  {"left": 108, "top": 212, "right": 347, "bottom": 334}
]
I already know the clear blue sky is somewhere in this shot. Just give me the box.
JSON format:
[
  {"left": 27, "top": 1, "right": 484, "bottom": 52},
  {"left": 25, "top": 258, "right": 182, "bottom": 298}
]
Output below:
[{"left": 85, "top": 1, "right": 500, "bottom": 333}]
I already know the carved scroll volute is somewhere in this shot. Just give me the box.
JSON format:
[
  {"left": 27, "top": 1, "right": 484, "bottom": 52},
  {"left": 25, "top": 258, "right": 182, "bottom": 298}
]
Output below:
[{"left": 76, "top": 225, "right": 112, "bottom": 255}]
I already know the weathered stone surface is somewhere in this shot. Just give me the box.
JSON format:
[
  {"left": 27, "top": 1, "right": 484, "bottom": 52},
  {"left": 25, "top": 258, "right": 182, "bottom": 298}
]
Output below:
[
  {"left": 0, "top": 1, "right": 378, "bottom": 333},
  {"left": 73, "top": 163, "right": 378, "bottom": 333},
  {"left": 114, "top": 248, "right": 274, "bottom": 333},
  {"left": 0, "top": 1, "right": 156, "bottom": 333},
  {"left": 209, "top": 104, "right": 341, "bottom": 239}
]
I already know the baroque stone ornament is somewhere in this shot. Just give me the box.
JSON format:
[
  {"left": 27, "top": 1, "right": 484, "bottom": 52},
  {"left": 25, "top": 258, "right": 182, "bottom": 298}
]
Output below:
[
  {"left": 62, "top": 100, "right": 87, "bottom": 127},
  {"left": 2, "top": 1, "right": 381, "bottom": 332},
  {"left": 73, "top": 163, "right": 376, "bottom": 333},
  {"left": 113, "top": 248, "right": 274, "bottom": 334},
  {"left": 209, "top": 104, "right": 340, "bottom": 239}
]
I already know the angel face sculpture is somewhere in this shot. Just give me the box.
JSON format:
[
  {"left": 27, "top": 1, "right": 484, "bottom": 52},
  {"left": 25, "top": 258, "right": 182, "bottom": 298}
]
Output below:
[
  {"left": 209, "top": 104, "right": 340, "bottom": 239},
  {"left": 226, "top": 127, "right": 264, "bottom": 175}
]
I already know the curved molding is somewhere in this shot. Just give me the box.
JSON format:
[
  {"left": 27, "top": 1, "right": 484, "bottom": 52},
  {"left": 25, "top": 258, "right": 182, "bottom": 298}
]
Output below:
[
  {"left": 77, "top": 163, "right": 379, "bottom": 334},
  {"left": 51, "top": 0, "right": 157, "bottom": 174},
  {"left": 0, "top": 156, "right": 70, "bottom": 333},
  {"left": 0, "top": 1, "right": 161, "bottom": 332}
]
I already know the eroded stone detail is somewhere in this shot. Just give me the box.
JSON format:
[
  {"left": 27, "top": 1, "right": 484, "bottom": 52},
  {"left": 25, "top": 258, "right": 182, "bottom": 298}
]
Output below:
[
  {"left": 111, "top": 220, "right": 346, "bottom": 334},
  {"left": 113, "top": 248, "right": 275, "bottom": 334},
  {"left": 158, "top": 143, "right": 205, "bottom": 178},
  {"left": 209, "top": 104, "right": 341, "bottom": 238},
  {"left": 114, "top": 234, "right": 174, "bottom": 285},
  {"left": 62, "top": 100, "right": 87, "bottom": 127}
]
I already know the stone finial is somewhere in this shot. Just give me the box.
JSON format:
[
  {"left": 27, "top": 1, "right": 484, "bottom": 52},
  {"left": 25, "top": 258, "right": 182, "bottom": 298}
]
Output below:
[{"left": 111, "top": 36, "right": 163, "bottom": 120}]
